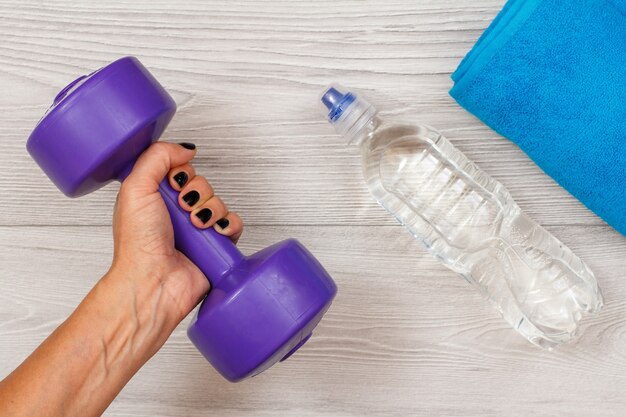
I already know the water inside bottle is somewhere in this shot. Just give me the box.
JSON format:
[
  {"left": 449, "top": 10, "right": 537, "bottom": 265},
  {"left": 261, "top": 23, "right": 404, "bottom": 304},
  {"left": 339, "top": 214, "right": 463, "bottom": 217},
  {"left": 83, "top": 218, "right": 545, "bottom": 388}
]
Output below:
[{"left": 362, "top": 123, "right": 602, "bottom": 348}]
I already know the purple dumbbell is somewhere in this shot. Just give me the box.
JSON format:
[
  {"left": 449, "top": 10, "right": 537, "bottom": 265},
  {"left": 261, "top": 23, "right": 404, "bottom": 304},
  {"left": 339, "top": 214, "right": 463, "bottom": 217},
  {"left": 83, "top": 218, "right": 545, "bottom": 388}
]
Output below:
[{"left": 26, "top": 56, "right": 337, "bottom": 382}]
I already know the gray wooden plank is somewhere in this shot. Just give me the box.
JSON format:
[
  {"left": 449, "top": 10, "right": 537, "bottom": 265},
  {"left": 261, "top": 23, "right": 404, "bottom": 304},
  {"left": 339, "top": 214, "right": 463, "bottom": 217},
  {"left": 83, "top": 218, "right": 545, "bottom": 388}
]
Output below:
[
  {"left": 2, "top": 0, "right": 626, "bottom": 416},
  {"left": 1, "top": 225, "right": 625, "bottom": 417},
  {"left": 0, "top": 0, "right": 602, "bottom": 227}
]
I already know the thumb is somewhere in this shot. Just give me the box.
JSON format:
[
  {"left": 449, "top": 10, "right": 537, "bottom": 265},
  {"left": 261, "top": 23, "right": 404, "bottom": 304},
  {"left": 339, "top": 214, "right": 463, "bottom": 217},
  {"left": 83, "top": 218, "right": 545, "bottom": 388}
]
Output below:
[{"left": 124, "top": 142, "right": 196, "bottom": 193}]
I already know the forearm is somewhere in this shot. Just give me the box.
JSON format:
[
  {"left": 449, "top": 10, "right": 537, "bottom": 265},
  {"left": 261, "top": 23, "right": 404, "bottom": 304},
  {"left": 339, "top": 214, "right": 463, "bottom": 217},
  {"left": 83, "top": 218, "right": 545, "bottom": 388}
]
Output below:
[{"left": 0, "top": 269, "right": 178, "bottom": 417}]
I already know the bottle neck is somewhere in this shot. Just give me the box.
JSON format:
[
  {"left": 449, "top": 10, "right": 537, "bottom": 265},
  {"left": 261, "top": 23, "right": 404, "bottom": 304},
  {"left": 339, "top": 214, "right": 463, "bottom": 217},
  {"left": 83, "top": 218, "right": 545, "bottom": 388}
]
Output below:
[
  {"left": 329, "top": 96, "right": 379, "bottom": 146},
  {"left": 349, "top": 115, "right": 380, "bottom": 146}
]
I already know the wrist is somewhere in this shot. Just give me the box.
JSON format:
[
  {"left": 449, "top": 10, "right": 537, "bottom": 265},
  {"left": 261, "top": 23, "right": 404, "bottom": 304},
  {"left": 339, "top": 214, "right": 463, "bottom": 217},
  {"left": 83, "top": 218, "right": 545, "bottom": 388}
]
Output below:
[
  {"left": 91, "top": 267, "right": 181, "bottom": 361},
  {"left": 108, "top": 249, "right": 210, "bottom": 322}
]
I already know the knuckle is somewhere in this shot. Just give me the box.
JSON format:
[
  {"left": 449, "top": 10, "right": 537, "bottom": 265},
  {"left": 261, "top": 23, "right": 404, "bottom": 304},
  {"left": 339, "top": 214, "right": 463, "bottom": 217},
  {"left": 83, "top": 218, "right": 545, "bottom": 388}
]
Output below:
[
  {"left": 184, "top": 175, "right": 198, "bottom": 187},
  {"left": 151, "top": 141, "right": 169, "bottom": 152},
  {"left": 197, "top": 176, "right": 214, "bottom": 193},
  {"left": 150, "top": 142, "right": 171, "bottom": 160},
  {"left": 213, "top": 196, "right": 226, "bottom": 210}
]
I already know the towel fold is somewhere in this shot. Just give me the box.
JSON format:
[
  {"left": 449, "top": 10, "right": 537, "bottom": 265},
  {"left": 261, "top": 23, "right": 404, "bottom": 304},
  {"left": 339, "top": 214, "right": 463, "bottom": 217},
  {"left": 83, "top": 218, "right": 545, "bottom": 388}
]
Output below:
[{"left": 450, "top": 0, "right": 626, "bottom": 235}]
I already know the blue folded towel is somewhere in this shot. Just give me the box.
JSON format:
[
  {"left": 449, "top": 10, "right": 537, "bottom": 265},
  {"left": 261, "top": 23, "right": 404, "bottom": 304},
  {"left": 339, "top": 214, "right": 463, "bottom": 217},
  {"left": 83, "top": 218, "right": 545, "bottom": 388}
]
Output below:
[{"left": 450, "top": 0, "right": 626, "bottom": 235}]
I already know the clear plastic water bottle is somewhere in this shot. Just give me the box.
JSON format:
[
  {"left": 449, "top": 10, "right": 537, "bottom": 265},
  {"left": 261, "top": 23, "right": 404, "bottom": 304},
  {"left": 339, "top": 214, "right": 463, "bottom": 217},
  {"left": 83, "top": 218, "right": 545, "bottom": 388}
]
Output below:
[{"left": 320, "top": 85, "right": 603, "bottom": 348}]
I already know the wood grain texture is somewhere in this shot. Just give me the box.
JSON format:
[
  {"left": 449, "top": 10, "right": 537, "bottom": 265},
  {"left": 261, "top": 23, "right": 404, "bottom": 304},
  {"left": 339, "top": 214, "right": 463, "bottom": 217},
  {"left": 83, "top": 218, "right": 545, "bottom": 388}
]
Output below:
[{"left": 1, "top": 1, "right": 625, "bottom": 416}]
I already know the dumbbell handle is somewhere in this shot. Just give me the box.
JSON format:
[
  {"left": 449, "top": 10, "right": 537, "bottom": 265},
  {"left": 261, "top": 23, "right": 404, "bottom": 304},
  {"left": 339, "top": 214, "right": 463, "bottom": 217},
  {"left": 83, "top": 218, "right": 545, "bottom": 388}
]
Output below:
[
  {"left": 119, "top": 163, "right": 245, "bottom": 287},
  {"left": 159, "top": 178, "right": 245, "bottom": 286}
]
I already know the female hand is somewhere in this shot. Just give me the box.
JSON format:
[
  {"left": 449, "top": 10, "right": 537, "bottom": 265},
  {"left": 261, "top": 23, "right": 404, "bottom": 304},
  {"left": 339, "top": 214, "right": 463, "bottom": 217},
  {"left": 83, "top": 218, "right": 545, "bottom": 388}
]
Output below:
[
  {"left": 109, "top": 141, "right": 243, "bottom": 333},
  {"left": 0, "top": 141, "right": 243, "bottom": 417}
]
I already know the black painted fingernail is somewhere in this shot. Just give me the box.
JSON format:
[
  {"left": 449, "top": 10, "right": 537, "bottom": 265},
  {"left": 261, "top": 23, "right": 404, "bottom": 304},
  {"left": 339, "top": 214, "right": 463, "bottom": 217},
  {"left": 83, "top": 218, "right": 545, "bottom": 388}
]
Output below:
[
  {"left": 196, "top": 208, "right": 213, "bottom": 224},
  {"left": 182, "top": 190, "right": 200, "bottom": 206},
  {"left": 173, "top": 171, "right": 188, "bottom": 188},
  {"left": 216, "top": 218, "right": 230, "bottom": 229},
  {"left": 179, "top": 142, "right": 196, "bottom": 150}
]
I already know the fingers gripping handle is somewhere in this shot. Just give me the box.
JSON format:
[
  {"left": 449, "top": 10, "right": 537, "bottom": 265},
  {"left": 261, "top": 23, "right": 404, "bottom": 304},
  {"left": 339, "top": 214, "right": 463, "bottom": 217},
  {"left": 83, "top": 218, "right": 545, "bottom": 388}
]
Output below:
[{"left": 158, "top": 178, "right": 245, "bottom": 286}]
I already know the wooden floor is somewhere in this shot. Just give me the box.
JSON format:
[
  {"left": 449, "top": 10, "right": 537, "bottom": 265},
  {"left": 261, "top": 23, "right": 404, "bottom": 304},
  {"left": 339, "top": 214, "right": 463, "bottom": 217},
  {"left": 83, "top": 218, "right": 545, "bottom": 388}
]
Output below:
[{"left": 1, "top": 1, "right": 625, "bottom": 416}]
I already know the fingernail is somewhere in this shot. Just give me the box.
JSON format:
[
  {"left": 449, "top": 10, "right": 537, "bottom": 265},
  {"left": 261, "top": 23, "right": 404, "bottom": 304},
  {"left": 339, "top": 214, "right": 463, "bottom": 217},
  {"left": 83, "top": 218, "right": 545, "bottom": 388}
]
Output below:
[
  {"left": 196, "top": 208, "right": 213, "bottom": 224},
  {"left": 179, "top": 142, "right": 196, "bottom": 150},
  {"left": 173, "top": 171, "right": 188, "bottom": 188},
  {"left": 216, "top": 218, "right": 230, "bottom": 230},
  {"left": 182, "top": 190, "right": 200, "bottom": 206}
]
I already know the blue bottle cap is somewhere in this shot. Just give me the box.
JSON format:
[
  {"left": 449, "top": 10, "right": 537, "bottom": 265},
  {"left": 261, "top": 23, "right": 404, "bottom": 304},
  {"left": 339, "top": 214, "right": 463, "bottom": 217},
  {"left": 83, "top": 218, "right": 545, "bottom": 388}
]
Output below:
[{"left": 321, "top": 87, "right": 356, "bottom": 122}]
